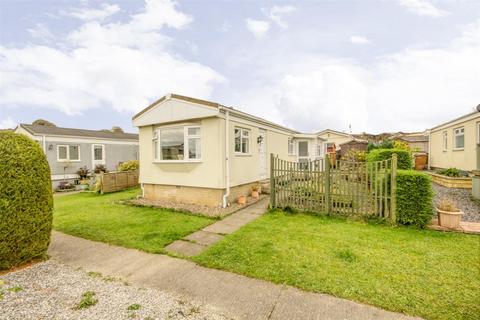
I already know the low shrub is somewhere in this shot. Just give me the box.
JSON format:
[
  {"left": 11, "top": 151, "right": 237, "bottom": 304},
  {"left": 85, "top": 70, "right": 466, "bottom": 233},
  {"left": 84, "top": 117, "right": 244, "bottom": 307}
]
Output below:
[
  {"left": 437, "top": 167, "right": 468, "bottom": 177},
  {"left": 118, "top": 160, "right": 139, "bottom": 172},
  {"left": 396, "top": 170, "right": 434, "bottom": 228},
  {"left": 94, "top": 164, "right": 107, "bottom": 174},
  {"left": 366, "top": 148, "right": 412, "bottom": 170},
  {"left": 342, "top": 149, "right": 366, "bottom": 162},
  {"left": 57, "top": 181, "right": 75, "bottom": 190},
  {"left": 0, "top": 132, "right": 53, "bottom": 269},
  {"left": 76, "top": 166, "right": 90, "bottom": 179}
]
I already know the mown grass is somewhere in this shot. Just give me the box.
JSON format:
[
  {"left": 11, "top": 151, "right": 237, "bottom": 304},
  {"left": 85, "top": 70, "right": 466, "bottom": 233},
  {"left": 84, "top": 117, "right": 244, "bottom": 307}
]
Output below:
[
  {"left": 193, "top": 210, "right": 480, "bottom": 320},
  {"left": 53, "top": 189, "right": 214, "bottom": 253}
]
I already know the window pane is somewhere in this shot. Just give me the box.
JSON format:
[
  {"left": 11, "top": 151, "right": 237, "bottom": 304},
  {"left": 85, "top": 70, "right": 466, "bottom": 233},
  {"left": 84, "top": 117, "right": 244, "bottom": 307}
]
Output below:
[
  {"left": 188, "top": 138, "right": 201, "bottom": 159},
  {"left": 94, "top": 146, "right": 103, "bottom": 160},
  {"left": 69, "top": 146, "right": 79, "bottom": 160},
  {"left": 188, "top": 127, "right": 200, "bottom": 136},
  {"left": 455, "top": 134, "right": 464, "bottom": 149},
  {"left": 242, "top": 130, "right": 249, "bottom": 137},
  {"left": 242, "top": 137, "right": 249, "bottom": 153},
  {"left": 153, "top": 139, "right": 159, "bottom": 160},
  {"left": 58, "top": 146, "right": 67, "bottom": 160},
  {"left": 160, "top": 128, "right": 184, "bottom": 160},
  {"left": 235, "top": 129, "right": 241, "bottom": 152}
]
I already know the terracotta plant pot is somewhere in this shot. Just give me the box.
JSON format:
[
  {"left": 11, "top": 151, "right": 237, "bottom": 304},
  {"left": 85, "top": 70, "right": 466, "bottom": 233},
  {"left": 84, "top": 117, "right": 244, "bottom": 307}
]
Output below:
[
  {"left": 237, "top": 195, "right": 247, "bottom": 205},
  {"left": 437, "top": 208, "right": 464, "bottom": 229},
  {"left": 251, "top": 190, "right": 259, "bottom": 199}
]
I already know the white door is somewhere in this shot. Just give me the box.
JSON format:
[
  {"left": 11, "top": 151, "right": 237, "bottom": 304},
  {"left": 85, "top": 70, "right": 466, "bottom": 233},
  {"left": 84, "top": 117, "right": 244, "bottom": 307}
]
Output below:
[
  {"left": 258, "top": 129, "right": 267, "bottom": 179},
  {"left": 298, "top": 140, "right": 309, "bottom": 168}
]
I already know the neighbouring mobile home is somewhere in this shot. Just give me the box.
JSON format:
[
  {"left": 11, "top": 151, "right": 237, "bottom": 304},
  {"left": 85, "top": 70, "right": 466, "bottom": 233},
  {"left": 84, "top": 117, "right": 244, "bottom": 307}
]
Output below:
[
  {"left": 15, "top": 123, "right": 139, "bottom": 188},
  {"left": 429, "top": 109, "right": 480, "bottom": 171}
]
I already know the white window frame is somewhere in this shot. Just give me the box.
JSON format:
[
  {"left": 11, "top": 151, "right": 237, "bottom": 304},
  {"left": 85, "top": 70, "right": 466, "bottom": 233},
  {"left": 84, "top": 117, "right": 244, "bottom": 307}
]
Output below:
[
  {"left": 57, "top": 144, "right": 81, "bottom": 162},
  {"left": 234, "top": 127, "right": 251, "bottom": 155},
  {"left": 92, "top": 144, "right": 105, "bottom": 165},
  {"left": 453, "top": 127, "right": 465, "bottom": 151},
  {"left": 288, "top": 138, "right": 295, "bottom": 155},
  {"left": 477, "top": 122, "right": 480, "bottom": 144},
  {"left": 153, "top": 125, "right": 202, "bottom": 163},
  {"left": 442, "top": 131, "right": 448, "bottom": 152}
]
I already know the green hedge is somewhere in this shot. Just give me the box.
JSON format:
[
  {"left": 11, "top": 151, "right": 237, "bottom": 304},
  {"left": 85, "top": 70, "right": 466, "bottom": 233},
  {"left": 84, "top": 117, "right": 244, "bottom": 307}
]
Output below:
[
  {"left": 0, "top": 132, "right": 53, "bottom": 269},
  {"left": 366, "top": 148, "right": 412, "bottom": 170},
  {"left": 396, "top": 170, "right": 434, "bottom": 228}
]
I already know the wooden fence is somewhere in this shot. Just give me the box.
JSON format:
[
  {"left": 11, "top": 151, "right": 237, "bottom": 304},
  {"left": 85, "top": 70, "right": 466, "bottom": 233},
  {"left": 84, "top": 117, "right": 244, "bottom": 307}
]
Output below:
[
  {"left": 98, "top": 170, "right": 139, "bottom": 193},
  {"left": 270, "top": 154, "right": 397, "bottom": 220}
]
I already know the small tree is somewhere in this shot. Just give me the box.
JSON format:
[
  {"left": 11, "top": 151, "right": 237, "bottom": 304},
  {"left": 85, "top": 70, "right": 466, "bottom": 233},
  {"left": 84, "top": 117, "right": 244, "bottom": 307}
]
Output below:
[{"left": 0, "top": 132, "right": 53, "bottom": 269}]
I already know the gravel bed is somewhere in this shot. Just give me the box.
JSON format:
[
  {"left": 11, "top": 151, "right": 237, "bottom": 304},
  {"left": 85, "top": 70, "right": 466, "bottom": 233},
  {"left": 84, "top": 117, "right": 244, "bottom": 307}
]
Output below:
[
  {"left": 130, "top": 195, "right": 267, "bottom": 218},
  {"left": 433, "top": 184, "right": 480, "bottom": 222},
  {"left": 0, "top": 260, "right": 230, "bottom": 320}
]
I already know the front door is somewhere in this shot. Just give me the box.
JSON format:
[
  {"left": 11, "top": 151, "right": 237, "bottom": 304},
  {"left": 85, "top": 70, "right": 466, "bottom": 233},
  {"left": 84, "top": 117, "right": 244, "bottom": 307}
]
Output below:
[
  {"left": 258, "top": 129, "right": 267, "bottom": 179},
  {"left": 298, "top": 140, "right": 309, "bottom": 168}
]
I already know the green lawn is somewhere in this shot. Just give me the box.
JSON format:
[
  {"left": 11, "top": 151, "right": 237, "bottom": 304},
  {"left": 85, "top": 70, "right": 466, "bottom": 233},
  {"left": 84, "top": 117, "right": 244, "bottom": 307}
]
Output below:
[
  {"left": 53, "top": 189, "right": 214, "bottom": 253},
  {"left": 193, "top": 210, "right": 480, "bottom": 320}
]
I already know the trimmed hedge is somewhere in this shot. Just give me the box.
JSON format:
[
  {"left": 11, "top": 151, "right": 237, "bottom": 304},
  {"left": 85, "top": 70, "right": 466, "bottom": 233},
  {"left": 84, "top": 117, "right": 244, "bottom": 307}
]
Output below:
[
  {"left": 0, "top": 132, "right": 53, "bottom": 269},
  {"left": 396, "top": 170, "right": 434, "bottom": 228},
  {"left": 366, "top": 148, "right": 412, "bottom": 170}
]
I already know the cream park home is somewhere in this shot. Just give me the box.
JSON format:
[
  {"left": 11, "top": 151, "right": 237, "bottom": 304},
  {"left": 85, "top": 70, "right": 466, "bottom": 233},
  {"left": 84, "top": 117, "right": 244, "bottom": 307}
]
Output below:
[
  {"left": 133, "top": 94, "right": 355, "bottom": 207},
  {"left": 429, "top": 108, "right": 480, "bottom": 171}
]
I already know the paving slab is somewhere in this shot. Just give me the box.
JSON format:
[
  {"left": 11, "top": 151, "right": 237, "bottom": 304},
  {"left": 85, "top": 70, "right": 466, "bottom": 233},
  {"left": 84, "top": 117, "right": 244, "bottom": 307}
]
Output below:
[
  {"left": 185, "top": 230, "right": 225, "bottom": 246},
  {"left": 49, "top": 231, "right": 420, "bottom": 320},
  {"left": 164, "top": 240, "right": 207, "bottom": 257},
  {"left": 202, "top": 221, "right": 243, "bottom": 234}
]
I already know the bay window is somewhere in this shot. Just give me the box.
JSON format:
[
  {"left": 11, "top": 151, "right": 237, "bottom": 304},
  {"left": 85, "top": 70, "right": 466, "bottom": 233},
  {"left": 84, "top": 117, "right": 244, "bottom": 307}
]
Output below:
[
  {"left": 153, "top": 126, "right": 201, "bottom": 161},
  {"left": 235, "top": 128, "right": 250, "bottom": 154}
]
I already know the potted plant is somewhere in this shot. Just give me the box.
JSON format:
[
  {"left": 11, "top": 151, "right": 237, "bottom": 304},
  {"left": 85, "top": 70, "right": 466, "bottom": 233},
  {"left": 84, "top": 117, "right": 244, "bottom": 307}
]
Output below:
[
  {"left": 251, "top": 185, "right": 260, "bottom": 199},
  {"left": 237, "top": 195, "right": 247, "bottom": 205},
  {"left": 436, "top": 197, "right": 463, "bottom": 229}
]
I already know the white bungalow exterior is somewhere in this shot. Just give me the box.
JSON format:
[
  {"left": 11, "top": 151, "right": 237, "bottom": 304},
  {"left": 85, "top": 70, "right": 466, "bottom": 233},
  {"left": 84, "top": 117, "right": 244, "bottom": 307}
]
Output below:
[{"left": 133, "top": 94, "right": 328, "bottom": 207}]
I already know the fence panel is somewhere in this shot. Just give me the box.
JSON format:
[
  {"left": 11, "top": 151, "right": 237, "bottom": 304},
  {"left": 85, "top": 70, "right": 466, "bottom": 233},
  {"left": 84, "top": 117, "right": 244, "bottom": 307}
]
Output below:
[
  {"left": 270, "top": 154, "right": 397, "bottom": 220},
  {"left": 100, "top": 170, "right": 139, "bottom": 193}
]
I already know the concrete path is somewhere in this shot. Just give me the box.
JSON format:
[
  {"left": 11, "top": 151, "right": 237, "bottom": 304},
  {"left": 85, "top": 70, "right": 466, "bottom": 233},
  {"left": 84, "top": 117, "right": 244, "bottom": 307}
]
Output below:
[
  {"left": 48, "top": 231, "right": 419, "bottom": 320},
  {"left": 165, "top": 198, "right": 269, "bottom": 257}
]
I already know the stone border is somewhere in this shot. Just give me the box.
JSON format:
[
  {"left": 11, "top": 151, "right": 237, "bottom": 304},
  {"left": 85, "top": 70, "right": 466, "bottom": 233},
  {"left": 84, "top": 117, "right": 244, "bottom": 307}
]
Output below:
[{"left": 428, "top": 172, "right": 472, "bottom": 189}]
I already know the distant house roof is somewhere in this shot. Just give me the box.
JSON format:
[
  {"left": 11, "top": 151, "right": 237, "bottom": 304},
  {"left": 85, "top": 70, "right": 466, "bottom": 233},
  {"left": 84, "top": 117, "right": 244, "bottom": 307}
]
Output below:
[
  {"left": 396, "top": 135, "right": 429, "bottom": 143},
  {"left": 18, "top": 124, "right": 138, "bottom": 141},
  {"left": 339, "top": 137, "right": 369, "bottom": 145},
  {"left": 316, "top": 129, "right": 351, "bottom": 137}
]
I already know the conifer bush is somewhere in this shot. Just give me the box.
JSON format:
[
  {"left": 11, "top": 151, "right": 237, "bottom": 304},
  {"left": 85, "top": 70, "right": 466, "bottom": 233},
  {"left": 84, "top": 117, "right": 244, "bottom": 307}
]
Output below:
[{"left": 0, "top": 132, "right": 53, "bottom": 269}]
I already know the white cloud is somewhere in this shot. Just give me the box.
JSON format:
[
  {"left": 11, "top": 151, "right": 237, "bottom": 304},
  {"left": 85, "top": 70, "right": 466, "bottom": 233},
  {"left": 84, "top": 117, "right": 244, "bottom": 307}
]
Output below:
[
  {"left": 219, "top": 21, "right": 231, "bottom": 33},
  {"left": 246, "top": 19, "right": 270, "bottom": 39},
  {"left": 233, "top": 20, "right": 480, "bottom": 133},
  {"left": 0, "top": 117, "right": 16, "bottom": 129},
  {"left": 65, "top": 3, "right": 120, "bottom": 21},
  {"left": 349, "top": 35, "right": 371, "bottom": 45},
  {"left": 397, "top": 0, "right": 448, "bottom": 17},
  {"left": 267, "top": 6, "right": 296, "bottom": 28},
  {"left": 0, "top": 0, "right": 223, "bottom": 115}
]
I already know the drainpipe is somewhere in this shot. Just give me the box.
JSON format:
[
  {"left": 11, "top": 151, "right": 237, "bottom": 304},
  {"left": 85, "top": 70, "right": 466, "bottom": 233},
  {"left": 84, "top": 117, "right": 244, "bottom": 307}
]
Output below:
[
  {"left": 222, "top": 108, "right": 230, "bottom": 208},
  {"left": 42, "top": 135, "right": 46, "bottom": 153}
]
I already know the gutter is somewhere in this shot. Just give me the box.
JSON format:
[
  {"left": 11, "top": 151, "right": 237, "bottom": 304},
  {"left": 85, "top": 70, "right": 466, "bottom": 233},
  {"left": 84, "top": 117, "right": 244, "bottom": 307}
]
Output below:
[{"left": 221, "top": 107, "right": 230, "bottom": 208}]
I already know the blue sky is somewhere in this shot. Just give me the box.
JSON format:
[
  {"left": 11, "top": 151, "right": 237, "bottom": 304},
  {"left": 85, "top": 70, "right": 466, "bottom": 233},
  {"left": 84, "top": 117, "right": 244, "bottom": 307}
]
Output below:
[{"left": 1, "top": 0, "right": 479, "bottom": 133}]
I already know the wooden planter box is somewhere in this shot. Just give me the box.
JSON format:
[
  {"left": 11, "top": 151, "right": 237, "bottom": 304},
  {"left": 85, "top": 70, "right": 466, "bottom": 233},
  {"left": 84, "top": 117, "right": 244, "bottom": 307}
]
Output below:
[{"left": 429, "top": 172, "right": 472, "bottom": 189}]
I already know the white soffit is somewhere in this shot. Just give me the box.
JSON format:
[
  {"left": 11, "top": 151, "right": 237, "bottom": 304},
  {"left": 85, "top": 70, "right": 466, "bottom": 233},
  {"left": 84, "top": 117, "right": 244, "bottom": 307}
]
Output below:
[{"left": 133, "top": 98, "right": 219, "bottom": 127}]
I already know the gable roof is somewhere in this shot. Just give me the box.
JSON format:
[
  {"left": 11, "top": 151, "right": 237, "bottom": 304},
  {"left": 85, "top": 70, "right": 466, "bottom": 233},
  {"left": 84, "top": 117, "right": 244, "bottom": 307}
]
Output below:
[
  {"left": 133, "top": 93, "right": 300, "bottom": 134},
  {"left": 19, "top": 124, "right": 138, "bottom": 141},
  {"left": 431, "top": 110, "right": 480, "bottom": 131},
  {"left": 316, "top": 129, "right": 351, "bottom": 137}
]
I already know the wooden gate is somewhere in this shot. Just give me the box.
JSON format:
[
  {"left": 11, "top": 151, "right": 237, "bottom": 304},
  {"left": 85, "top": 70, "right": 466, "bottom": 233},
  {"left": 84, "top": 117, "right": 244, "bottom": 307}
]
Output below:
[{"left": 270, "top": 154, "right": 397, "bottom": 220}]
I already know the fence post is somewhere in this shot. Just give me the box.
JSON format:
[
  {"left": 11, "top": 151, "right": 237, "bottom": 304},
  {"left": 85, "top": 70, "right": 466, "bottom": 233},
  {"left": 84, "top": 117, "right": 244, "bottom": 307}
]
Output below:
[
  {"left": 270, "top": 153, "right": 276, "bottom": 208},
  {"left": 390, "top": 153, "right": 397, "bottom": 223},
  {"left": 325, "top": 157, "right": 331, "bottom": 214}
]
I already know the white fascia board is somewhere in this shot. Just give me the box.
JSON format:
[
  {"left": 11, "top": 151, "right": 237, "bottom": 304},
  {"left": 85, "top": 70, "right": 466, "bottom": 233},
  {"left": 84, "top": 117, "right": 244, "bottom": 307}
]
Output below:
[{"left": 133, "top": 98, "right": 220, "bottom": 127}]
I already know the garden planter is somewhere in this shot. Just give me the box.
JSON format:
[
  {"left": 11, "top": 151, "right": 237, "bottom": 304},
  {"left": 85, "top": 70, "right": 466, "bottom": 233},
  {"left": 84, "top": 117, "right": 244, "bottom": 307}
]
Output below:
[
  {"left": 251, "top": 190, "right": 259, "bottom": 199},
  {"left": 436, "top": 208, "right": 464, "bottom": 229},
  {"left": 237, "top": 195, "right": 247, "bottom": 205}
]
